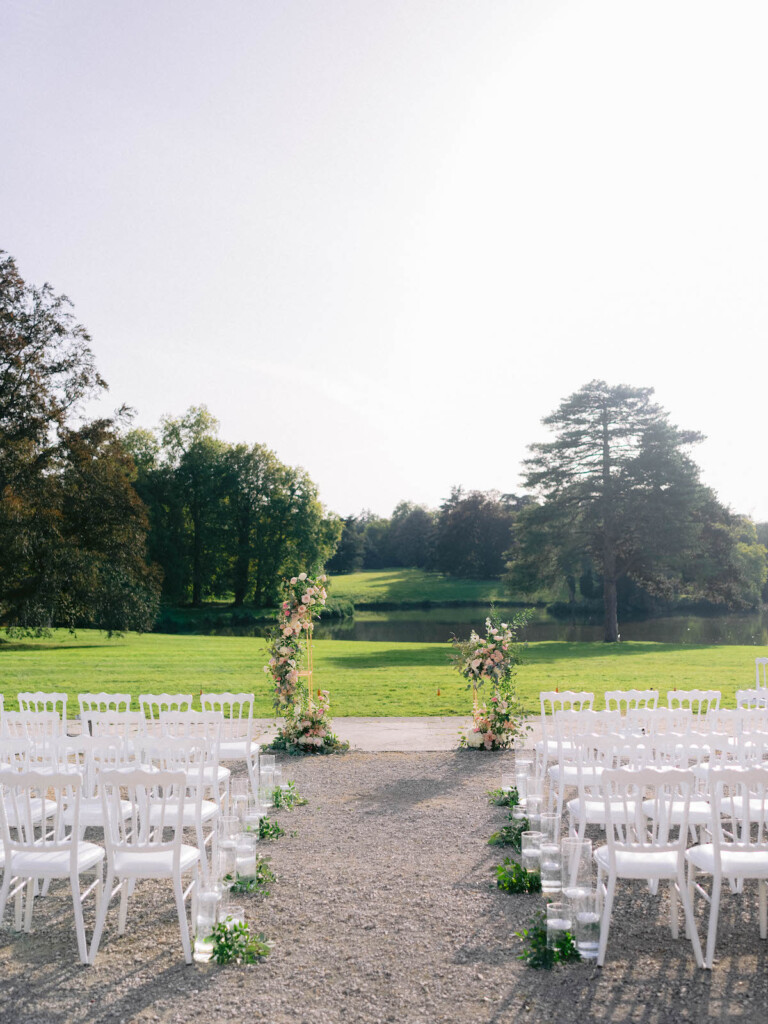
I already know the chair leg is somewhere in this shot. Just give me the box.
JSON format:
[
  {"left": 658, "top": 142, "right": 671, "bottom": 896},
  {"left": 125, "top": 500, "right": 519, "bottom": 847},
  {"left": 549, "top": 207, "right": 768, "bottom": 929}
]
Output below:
[
  {"left": 669, "top": 879, "right": 679, "bottom": 939},
  {"left": 70, "top": 873, "right": 89, "bottom": 964},
  {"left": 118, "top": 882, "right": 130, "bottom": 934},
  {"left": 678, "top": 871, "right": 704, "bottom": 968},
  {"left": 597, "top": 874, "right": 617, "bottom": 967},
  {"left": 89, "top": 868, "right": 115, "bottom": 965},
  {"left": 23, "top": 878, "right": 36, "bottom": 932},
  {"left": 173, "top": 873, "right": 192, "bottom": 964},
  {"left": 705, "top": 875, "right": 723, "bottom": 969}
]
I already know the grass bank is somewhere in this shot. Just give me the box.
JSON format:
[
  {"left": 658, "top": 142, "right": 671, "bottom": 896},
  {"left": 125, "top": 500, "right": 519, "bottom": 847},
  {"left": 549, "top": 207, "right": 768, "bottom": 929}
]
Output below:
[
  {"left": 327, "top": 568, "right": 531, "bottom": 608},
  {"left": 0, "top": 631, "right": 762, "bottom": 716}
]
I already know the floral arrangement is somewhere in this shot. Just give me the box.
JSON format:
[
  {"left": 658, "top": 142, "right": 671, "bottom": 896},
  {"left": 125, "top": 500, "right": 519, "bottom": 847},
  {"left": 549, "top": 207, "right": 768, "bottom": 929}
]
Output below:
[
  {"left": 453, "top": 612, "right": 530, "bottom": 751},
  {"left": 271, "top": 690, "right": 349, "bottom": 756},
  {"left": 264, "top": 573, "right": 328, "bottom": 710}
]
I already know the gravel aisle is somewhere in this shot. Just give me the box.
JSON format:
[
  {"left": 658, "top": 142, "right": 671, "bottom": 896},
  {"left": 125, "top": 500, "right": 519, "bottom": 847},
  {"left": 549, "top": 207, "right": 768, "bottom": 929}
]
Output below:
[{"left": 1, "top": 752, "right": 768, "bottom": 1024}]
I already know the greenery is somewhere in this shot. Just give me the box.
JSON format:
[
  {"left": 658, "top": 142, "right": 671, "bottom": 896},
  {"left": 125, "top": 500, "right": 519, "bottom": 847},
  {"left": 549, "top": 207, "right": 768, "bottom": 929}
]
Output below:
[
  {"left": 488, "top": 817, "right": 530, "bottom": 851},
  {"left": 271, "top": 781, "right": 308, "bottom": 809},
  {"left": 328, "top": 568, "right": 517, "bottom": 608},
  {"left": 256, "top": 816, "right": 285, "bottom": 841},
  {"left": 515, "top": 909, "right": 581, "bottom": 969},
  {"left": 208, "top": 919, "right": 272, "bottom": 964},
  {"left": 509, "top": 380, "right": 767, "bottom": 642},
  {"left": 223, "top": 857, "right": 276, "bottom": 896},
  {"left": 0, "top": 631, "right": 764, "bottom": 715},
  {"left": 0, "top": 252, "right": 160, "bottom": 635},
  {"left": 495, "top": 858, "right": 542, "bottom": 894},
  {"left": 487, "top": 786, "right": 519, "bottom": 807},
  {"left": 270, "top": 692, "right": 351, "bottom": 755}
]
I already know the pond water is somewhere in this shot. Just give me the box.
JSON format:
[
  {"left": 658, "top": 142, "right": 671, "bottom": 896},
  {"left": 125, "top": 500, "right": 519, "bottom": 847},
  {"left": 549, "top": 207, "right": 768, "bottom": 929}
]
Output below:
[{"left": 229, "top": 607, "right": 768, "bottom": 646}]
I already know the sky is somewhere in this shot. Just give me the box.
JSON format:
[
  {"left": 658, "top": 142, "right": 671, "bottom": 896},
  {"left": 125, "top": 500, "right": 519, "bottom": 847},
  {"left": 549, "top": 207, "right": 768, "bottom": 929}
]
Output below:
[{"left": 2, "top": 0, "right": 767, "bottom": 522}]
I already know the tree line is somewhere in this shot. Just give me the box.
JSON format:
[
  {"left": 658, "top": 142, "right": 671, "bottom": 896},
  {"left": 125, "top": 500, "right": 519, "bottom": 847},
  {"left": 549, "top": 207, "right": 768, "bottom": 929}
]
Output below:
[{"left": 1, "top": 251, "right": 765, "bottom": 641}]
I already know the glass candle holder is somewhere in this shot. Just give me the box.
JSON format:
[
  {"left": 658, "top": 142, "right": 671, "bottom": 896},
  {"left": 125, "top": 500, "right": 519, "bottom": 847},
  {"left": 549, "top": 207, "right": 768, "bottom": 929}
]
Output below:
[
  {"left": 525, "top": 777, "right": 544, "bottom": 829},
  {"left": 259, "top": 754, "right": 275, "bottom": 773},
  {"left": 573, "top": 889, "right": 601, "bottom": 960},
  {"left": 538, "top": 812, "right": 561, "bottom": 844},
  {"left": 193, "top": 888, "right": 221, "bottom": 963},
  {"left": 561, "top": 837, "right": 593, "bottom": 903},
  {"left": 546, "top": 902, "right": 572, "bottom": 949},
  {"left": 540, "top": 840, "right": 562, "bottom": 894},
  {"left": 217, "top": 815, "right": 240, "bottom": 883},
  {"left": 221, "top": 903, "right": 245, "bottom": 929},
  {"left": 501, "top": 771, "right": 516, "bottom": 794},
  {"left": 521, "top": 830, "right": 543, "bottom": 873},
  {"left": 235, "top": 832, "right": 258, "bottom": 880}
]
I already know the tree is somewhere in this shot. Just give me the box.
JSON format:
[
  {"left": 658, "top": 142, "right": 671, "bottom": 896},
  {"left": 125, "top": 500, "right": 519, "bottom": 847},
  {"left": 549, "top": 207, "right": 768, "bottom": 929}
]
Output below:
[
  {"left": 434, "top": 488, "right": 516, "bottom": 578},
  {"left": 326, "top": 515, "right": 367, "bottom": 575},
  {"left": 520, "top": 380, "right": 725, "bottom": 642},
  {"left": 0, "top": 252, "right": 160, "bottom": 633}
]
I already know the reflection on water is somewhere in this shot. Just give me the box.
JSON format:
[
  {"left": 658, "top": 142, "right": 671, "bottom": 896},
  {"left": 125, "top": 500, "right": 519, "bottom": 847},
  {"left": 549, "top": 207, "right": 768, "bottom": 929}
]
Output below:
[{"left": 221, "top": 608, "right": 768, "bottom": 646}]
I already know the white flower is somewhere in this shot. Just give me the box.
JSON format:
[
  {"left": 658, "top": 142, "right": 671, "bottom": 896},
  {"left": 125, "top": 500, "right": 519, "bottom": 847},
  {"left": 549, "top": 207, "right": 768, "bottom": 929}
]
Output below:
[
  {"left": 465, "top": 731, "right": 484, "bottom": 748},
  {"left": 299, "top": 572, "right": 307, "bottom": 581}
]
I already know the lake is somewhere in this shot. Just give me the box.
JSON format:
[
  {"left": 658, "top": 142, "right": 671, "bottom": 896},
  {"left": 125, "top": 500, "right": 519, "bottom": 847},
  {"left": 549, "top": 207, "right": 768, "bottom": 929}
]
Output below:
[{"left": 244, "top": 607, "right": 768, "bottom": 646}]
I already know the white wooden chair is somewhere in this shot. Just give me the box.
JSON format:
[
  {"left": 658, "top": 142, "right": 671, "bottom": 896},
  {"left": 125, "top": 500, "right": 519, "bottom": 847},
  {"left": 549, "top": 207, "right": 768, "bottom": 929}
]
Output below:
[
  {"left": 0, "top": 770, "right": 104, "bottom": 963},
  {"left": 200, "top": 693, "right": 260, "bottom": 796},
  {"left": 535, "top": 691, "right": 595, "bottom": 777},
  {"left": 604, "top": 689, "right": 659, "bottom": 716},
  {"left": 89, "top": 769, "right": 200, "bottom": 965},
  {"left": 667, "top": 690, "right": 721, "bottom": 721},
  {"left": 78, "top": 692, "right": 132, "bottom": 718},
  {"left": 17, "top": 692, "right": 68, "bottom": 735}
]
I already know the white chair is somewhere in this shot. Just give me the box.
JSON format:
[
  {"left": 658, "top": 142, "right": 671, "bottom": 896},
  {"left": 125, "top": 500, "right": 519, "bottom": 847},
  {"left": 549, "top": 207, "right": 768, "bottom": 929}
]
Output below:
[
  {"left": 200, "top": 692, "right": 260, "bottom": 796},
  {"left": 736, "top": 689, "right": 768, "bottom": 710},
  {"left": 89, "top": 769, "right": 201, "bottom": 965},
  {"left": 604, "top": 689, "right": 659, "bottom": 715},
  {"left": 0, "top": 770, "right": 104, "bottom": 963},
  {"left": 144, "top": 736, "right": 219, "bottom": 883},
  {"left": 139, "top": 694, "right": 194, "bottom": 726},
  {"left": 687, "top": 766, "right": 768, "bottom": 968},
  {"left": 56, "top": 736, "right": 134, "bottom": 839},
  {"left": 547, "top": 710, "right": 621, "bottom": 817},
  {"left": 79, "top": 693, "right": 132, "bottom": 718},
  {"left": 84, "top": 712, "right": 147, "bottom": 761},
  {"left": 17, "top": 692, "right": 68, "bottom": 735},
  {"left": 625, "top": 706, "right": 692, "bottom": 738},
  {"left": 596, "top": 766, "right": 704, "bottom": 968},
  {"left": 535, "top": 691, "right": 595, "bottom": 776},
  {"left": 667, "top": 690, "right": 721, "bottom": 720},
  {"left": 1, "top": 711, "right": 61, "bottom": 768},
  {"left": 159, "top": 711, "right": 229, "bottom": 813}
]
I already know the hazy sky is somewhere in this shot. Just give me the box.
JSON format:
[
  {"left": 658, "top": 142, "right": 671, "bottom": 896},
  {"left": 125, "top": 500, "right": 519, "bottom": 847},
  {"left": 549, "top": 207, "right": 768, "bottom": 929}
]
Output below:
[{"left": 3, "top": 1, "right": 766, "bottom": 521}]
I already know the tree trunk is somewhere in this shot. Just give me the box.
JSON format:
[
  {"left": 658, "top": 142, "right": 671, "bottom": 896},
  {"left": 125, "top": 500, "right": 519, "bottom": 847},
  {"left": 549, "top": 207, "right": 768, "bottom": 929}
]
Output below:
[
  {"left": 192, "top": 507, "right": 202, "bottom": 607},
  {"left": 602, "top": 536, "right": 620, "bottom": 642}
]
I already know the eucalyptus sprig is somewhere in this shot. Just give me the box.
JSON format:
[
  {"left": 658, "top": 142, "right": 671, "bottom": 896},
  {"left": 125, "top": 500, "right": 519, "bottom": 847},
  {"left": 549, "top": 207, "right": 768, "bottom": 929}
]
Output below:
[
  {"left": 487, "top": 786, "right": 520, "bottom": 808},
  {"left": 495, "top": 857, "right": 542, "bottom": 894},
  {"left": 515, "top": 909, "right": 580, "bottom": 969},
  {"left": 271, "top": 780, "right": 308, "bottom": 810},
  {"left": 209, "top": 920, "right": 273, "bottom": 965},
  {"left": 488, "top": 816, "right": 529, "bottom": 851},
  {"left": 258, "top": 816, "right": 285, "bottom": 841}
]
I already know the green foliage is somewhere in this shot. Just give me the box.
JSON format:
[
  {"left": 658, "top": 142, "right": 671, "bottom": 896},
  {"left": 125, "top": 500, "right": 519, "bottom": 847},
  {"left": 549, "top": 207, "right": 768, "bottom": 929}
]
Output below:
[
  {"left": 327, "top": 569, "right": 512, "bottom": 608},
  {"left": 515, "top": 910, "right": 581, "bottom": 969},
  {"left": 271, "top": 781, "right": 308, "bottom": 809},
  {"left": 435, "top": 487, "right": 521, "bottom": 578},
  {"left": 257, "top": 816, "right": 285, "bottom": 841},
  {"left": 487, "top": 786, "right": 520, "bottom": 807},
  {"left": 488, "top": 817, "right": 529, "bottom": 852},
  {"left": 0, "top": 253, "right": 160, "bottom": 635},
  {"left": 223, "top": 857, "right": 276, "bottom": 896},
  {"left": 208, "top": 919, "right": 272, "bottom": 964},
  {"left": 495, "top": 858, "right": 542, "bottom": 894}
]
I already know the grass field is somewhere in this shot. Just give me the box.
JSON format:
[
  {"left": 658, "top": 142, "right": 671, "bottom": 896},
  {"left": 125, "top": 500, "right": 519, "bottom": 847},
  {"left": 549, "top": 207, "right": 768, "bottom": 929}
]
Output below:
[
  {"left": 327, "top": 568, "right": 517, "bottom": 606},
  {"left": 0, "top": 631, "right": 762, "bottom": 716}
]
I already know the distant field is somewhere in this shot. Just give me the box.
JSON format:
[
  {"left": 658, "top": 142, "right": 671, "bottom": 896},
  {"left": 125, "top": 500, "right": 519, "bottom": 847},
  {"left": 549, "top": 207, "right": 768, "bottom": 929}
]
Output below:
[
  {"left": 0, "top": 631, "right": 762, "bottom": 717},
  {"left": 328, "top": 568, "right": 516, "bottom": 606}
]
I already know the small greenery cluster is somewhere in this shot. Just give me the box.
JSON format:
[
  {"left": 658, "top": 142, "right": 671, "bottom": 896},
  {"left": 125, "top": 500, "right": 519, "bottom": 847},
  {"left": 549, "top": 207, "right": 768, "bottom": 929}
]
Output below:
[
  {"left": 486, "top": 786, "right": 520, "bottom": 807},
  {"left": 271, "top": 780, "right": 309, "bottom": 809},
  {"left": 515, "top": 909, "right": 580, "bottom": 969},
  {"left": 495, "top": 857, "right": 542, "bottom": 894},
  {"left": 488, "top": 816, "right": 530, "bottom": 851},
  {"left": 256, "top": 816, "right": 285, "bottom": 841},
  {"left": 223, "top": 857, "right": 276, "bottom": 896},
  {"left": 209, "top": 919, "right": 273, "bottom": 965}
]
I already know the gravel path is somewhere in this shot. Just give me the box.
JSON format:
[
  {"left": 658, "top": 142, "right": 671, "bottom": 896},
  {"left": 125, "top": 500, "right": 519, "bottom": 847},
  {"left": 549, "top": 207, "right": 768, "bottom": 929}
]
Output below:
[{"left": 1, "top": 752, "right": 768, "bottom": 1024}]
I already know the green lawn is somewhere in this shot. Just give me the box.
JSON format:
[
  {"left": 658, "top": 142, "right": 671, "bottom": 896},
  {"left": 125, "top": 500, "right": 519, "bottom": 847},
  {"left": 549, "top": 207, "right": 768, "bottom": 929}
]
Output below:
[
  {"left": 0, "top": 631, "right": 762, "bottom": 716},
  {"left": 328, "top": 568, "right": 516, "bottom": 606}
]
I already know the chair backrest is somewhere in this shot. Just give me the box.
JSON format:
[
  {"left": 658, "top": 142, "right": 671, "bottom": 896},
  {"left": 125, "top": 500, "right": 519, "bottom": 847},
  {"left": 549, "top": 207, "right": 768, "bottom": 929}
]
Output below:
[
  {"left": 553, "top": 709, "right": 621, "bottom": 754},
  {"left": 83, "top": 712, "right": 147, "bottom": 761},
  {"left": 159, "top": 711, "right": 223, "bottom": 764},
  {"left": 0, "top": 769, "right": 81, "bottom": 856},
  {"left": 604, "top": 689, "right": 659, "bottom": 715},
  {"left": 1, "top": 711, "right": 61, "bottom": 766},
  {"left": 625, "top": 706, "right": 692, "bottom": 738},
  {"left": 756, "top": 658, "right": 768, "bottom": 692},
  {"left": 667, "top": 689, "right": 721, "bottom": 718},
  {"left": 0, "top": 736, "right": 31, "bottom": 771},
  {"left": 601, "top": 766, "right": 694, "bottom": 863},
  {"left": 100, "top": 768, "right": 187, "bottom": 859},
  {"left": 200, "top": 692, "right": 254, "bottom": 741},
  {"left": 539, "top": 691, "right": 594, "bottom": 746},
  {"left": 17, "top": 692, "right": 67, "bottom": 732},
  {"left": 78, "top": 692, "right": 132, "bottom": 716},
  {"left": 737, "top": 709, "right": 768, "bottom": 735},
  {"left": 709, "top": 766, "right": 768, "bottom": 868},
  {"left": 736, "top": 689, "right": 768, "bottom": 710},
  {"left": 139, "top": 694, "right": 194, "bottom": 721},
  {"left": 653, "top": 732, "right": 733, "bottom": 772}
]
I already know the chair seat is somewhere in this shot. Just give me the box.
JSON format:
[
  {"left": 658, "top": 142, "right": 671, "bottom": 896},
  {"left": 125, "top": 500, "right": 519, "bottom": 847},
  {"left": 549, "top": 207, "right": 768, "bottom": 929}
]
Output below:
[
  {"left": 113, "top": 844, "right": 200, "bottom": 878},
  {"left": 549, "top": 765, "right": 603, "bottom": 785},
  {"left": 568, "top": 797, "right": 638, "bottom": 825},
  {"left": 595, "top": 844, "right": 681, "bottom": 880},
  {"left": 219, "top": 740, "right": 258, "bottom": 759},
  {"left": 535, "top": 739, "right": 573, "bottom": 757},
  {"left": 686, "top": 843, "right": 768, "bottom": 878},
  {"left": 10, "top": 842, "right": 104, "bottom": 876},
  {"left": 148, "top": 800, "right": 218, "bottom": 827},
  {"left": 642, "top": 797, "right": 713, "bottom": 826},
  {"left": 64, "top": 798, "right": 133, "bottom": 828}
]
